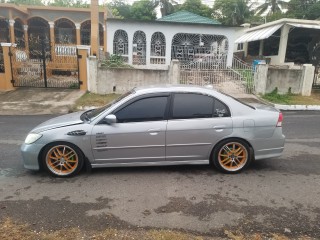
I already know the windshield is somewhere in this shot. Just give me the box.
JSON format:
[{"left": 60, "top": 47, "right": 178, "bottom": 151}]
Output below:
[{"left": 81, "top": 90, "right": 135, "bottom": 121}]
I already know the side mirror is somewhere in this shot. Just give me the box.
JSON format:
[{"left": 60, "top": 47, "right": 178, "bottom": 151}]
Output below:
[{"left": 105, "top": 114, "right": 117, "bottom": 124}]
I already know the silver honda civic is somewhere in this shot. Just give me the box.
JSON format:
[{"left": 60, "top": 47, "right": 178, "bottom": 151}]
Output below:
[{"left": 21, "top": 85, "right": 285, "bottom": 177}]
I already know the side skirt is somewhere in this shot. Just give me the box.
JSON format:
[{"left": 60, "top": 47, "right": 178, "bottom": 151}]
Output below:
[{"left": 91, "top": 160, "right": 209, "bottom": 168}]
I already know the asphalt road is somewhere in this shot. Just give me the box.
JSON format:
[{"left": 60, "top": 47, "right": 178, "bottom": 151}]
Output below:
[{"left": 0, "top": 112, "right": 319, "bottom": 238}]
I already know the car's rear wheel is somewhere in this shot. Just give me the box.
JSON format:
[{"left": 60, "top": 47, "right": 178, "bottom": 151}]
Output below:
[
  {"left": 212, "top": 139, "right": 251, "bottom": 173},
  {"left": 42, "top": 142, "right": 84, "bottom": 177}
]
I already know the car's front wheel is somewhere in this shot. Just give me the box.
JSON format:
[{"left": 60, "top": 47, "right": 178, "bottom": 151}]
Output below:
[
  {"left": 42, "top": 142, "right": 84, "bottom": 177},
  {"left": 212, "top": 139, "right": 251, "bottom": 173}
]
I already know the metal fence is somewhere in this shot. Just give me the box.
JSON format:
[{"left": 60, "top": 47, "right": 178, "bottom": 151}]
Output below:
[
  {"left": 180, "top": 54, "right": 255, "bottom": 94},
  {"left": 0, "top": 46, "right": 4, "bottom": 73}
]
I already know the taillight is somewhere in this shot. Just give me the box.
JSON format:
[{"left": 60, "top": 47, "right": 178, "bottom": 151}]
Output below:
[{"left": 276, "top": 112, "right": 283, "bottom": 127}]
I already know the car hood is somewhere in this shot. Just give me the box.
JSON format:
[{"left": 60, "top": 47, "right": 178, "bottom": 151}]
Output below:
[{"left": 31, "top": 111, "right": 85, "bottom": 134}]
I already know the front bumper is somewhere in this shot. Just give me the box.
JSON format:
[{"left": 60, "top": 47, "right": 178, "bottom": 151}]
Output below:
[{"left": 21, "top": 143, "right": 45, "bottom": 170}]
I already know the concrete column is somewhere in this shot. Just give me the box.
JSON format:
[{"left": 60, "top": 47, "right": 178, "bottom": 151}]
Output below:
[
  {"left": 300, "top": 64, "right": 315, "bottom": 96},
  {"left": 254, "top": 63, "right": 268, "bottom": 95},
  {"left": 243, "top": 42, "right": 248, "bottom": 57},
  {"left": 165, "top": 34, "right": 174, "bottom": 66},
  {"left": 88, "top": 56, "right": 98, "bottom": 93},
  {"left": 168, "top": 59, "right": 180, "bottom": 84},
  {"left": 145, "top": 32, "right": 151, "bottom": 66},
  {"left": 278, "top": 24, "right": 291, "bottom": 64},
  {"left": 9, "top": 19, "right": 15, "bottom": 44},
  {"left": 75, "top": 23, "right": 81, "bottom": 45},
  {"left": 90, "top": 0, "right": 99, "bottom": 57},
  {"left": 128, "top": 32, "right": 133, "bottom": 65},
  {"left": 259, "top": 40, "right": 264, "bottom": 56},
  {"left": 77, "top": 45, "right": 91, "bottom": 91},
  {"left": 49, "top": 21, "right": 55, "bottom": 58},
  {"left": 23, "top": 25, "right": 29, "bottom": 51},
  {"left": 0, "top": 43, "right": 15, "bottom": 91}
]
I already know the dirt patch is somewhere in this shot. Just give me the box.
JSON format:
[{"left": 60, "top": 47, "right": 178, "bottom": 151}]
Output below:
[{"left": 0, "top": 218, "right": 313, "bottom": 240}]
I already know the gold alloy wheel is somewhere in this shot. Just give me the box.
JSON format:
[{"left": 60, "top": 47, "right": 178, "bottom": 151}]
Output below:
[
  {"left": 218, "top": 142, "right": 248, "bottom": 172},
  {"left": 46, "top": 145, "right": 79, "bottom": 176}
]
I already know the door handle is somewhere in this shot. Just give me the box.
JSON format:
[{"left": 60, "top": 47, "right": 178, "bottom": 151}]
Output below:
[
  {"left": 148, "top": 129, "right": 160, "bottom": 136},
  {"left": 213, "top": 125, "right": 225, "bottom": 132}
]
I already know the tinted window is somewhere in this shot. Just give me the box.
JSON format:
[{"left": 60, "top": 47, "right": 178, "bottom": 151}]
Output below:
[
  {"left": 115, "top": 97, "right": 168, "bottom": 123},
  {"left": 214, "top": 99, "right": 230, "bottom": 117},
  {"left": 172, "top": 93, "right": 214, "bottom": 119}
]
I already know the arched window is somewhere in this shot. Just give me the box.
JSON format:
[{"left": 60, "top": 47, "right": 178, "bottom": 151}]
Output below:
[
  {"left": 80, "top": 20, "right": 91, "bottom": 45},
  {"left": 172, "top": 33, "right": 228, "bottom": 69},
  {"left": 0, "top": 46, "right": 4, "bottom": 73},
  {"left": 0, "top": 18, "right": 10, "bottom": 43},
  {"left": 113, "top": 30, "right": 128, "bottom": 62},
  {"left": 171, "top": 33, "right": 200, "bottom": 62},
  {"left": 150, "top": 32, "right": 165, "bottom": 64},
  {"left": 99, "top": 23, "right": 104, "bottom": 47},
  {"left": 27, "top": 17, "right": 50, "bottom": 59},
  {"left": 132, "top": 31, "right": 146, "bottom": 65},
  {"left": 28, "top": 17, "right": 50, "bottom": 41},
  {"left": 55, "top": 18, "right": 76, "bottom": 44},
  {"left": 14, "top": 19, "right": 25, "bottom": 48}
]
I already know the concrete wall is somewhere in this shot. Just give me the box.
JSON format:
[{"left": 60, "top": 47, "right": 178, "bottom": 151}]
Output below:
[
  {"left": 88, "top": 58, "right": 180, "bottom": 94},
  {"left": 254, "top": 63, "right": 315, "bottom": 96}
]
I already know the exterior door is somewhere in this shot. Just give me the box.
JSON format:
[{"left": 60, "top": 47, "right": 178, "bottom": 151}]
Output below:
[
  {"left": 91, "top": 95, "right": 169, "bottom": 164},
  {"left": 166, "top": 93, "right": 233, "bottom": 162}
]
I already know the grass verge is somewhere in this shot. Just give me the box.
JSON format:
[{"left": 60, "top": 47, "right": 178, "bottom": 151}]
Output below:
[
  {"left": 74, "top": 92, "right": 121, "bottom": 109},
  {"left": 261, "top": 90, "right": 320, "bottom": 105}
]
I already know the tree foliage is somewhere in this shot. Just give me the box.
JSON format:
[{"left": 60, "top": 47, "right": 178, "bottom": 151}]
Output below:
[
  {"left": 130, "top": 0, "right": 157, "bottom": 20},
  {"left": 175, "top": 0, "right": 212, "bottom": 18},
  {"left": 7, "top": 0, "right": 44, "bottom": 5},
  {"left": 107, "top": 0, "right": 131, "bottom": 19},
  {"left": 213, "top": 0, "right": 252, "bottom": 25},
  {"left": 286, "top": 0, "right": 320, "bottom": 19},
  {"left": 154, "top": 0, "right": 177, "bottom": 17},
  {"left": 255, "top": 0, "right": 288, "bottom": 15}
]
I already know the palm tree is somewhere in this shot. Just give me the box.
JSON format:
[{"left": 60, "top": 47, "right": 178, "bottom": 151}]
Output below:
[{"left": 255, "top": 0, "right": 288, "bottom": 15}]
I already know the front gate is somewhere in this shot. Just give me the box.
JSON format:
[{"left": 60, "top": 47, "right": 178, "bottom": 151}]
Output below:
[
  {"left": 10, "top": 37, "right": 80, "bottom": 88},
  {"left": 179, "top": 54, "right": 254, "bottom": 94}
]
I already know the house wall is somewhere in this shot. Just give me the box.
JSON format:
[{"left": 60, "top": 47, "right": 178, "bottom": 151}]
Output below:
[
  {"left": 107, "top": 20, "right": 240, "bottom": 68},
  {"left": 254, "top": 64, "right": 314, "bottom": 96}
]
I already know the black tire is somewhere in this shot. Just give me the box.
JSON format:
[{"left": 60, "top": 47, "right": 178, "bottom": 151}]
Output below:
[
  {"left": 41, "top": 142, "right": 84, "bottom": 178},
  {"left": 212, "top": 138, "right": 251, "bottom": 174}
]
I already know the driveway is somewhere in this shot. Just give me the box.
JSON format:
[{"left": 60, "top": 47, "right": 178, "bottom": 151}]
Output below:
[{"left": 0, "top": 88, "right": 85, "bottom": 115}]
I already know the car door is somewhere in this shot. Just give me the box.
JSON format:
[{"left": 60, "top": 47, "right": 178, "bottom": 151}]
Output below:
[
  {"left": 166, "top": 93, "right": 233, "bottom": 162},
  {"left": 91, "top": 94, "right": 170, "bottom": 165}
]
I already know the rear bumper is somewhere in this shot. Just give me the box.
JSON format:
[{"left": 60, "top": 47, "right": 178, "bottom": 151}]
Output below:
[
  {"left": 252, "top": 128, "right": 285, "bottom": 160},
  {"left": 21, "top": 143, "right": 44, "bottom": 170}
]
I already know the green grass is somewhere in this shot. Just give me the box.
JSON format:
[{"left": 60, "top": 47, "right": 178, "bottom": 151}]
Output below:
[
  {"left": 74, "top": 92, "right": 121, "bottom": 109},
  {"left": 262, "top": 89, "right": 320, "bottom": 105}
]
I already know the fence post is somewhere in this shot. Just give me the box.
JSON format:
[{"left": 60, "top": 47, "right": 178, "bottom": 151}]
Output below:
[
  {"left": 169, "top": 60, "right": 180, "bottom": 84},
  {"left": 0, "top": 43, "right": 15, "bottom": 91},
  {"left": 254, "top": 63, "right": 268, "bottom": 95},
  {"left": 77, "top": 45, "right": 90, "bottom": 91},
  {"left": 300, "top": 64, "right": 315, "bottom": 96},
  {"left": 88, "top": 56, "right": 98, "bottom": 93}
]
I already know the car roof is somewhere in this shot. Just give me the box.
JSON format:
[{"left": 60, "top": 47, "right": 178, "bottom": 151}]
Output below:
[{"left": 134, "top": 84, "right": 221, "bottom": 95}]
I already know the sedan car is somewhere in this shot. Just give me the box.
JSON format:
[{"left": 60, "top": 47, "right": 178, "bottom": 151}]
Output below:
[{"left": 21, "top": 85, "right": 285, "bottom": 177}]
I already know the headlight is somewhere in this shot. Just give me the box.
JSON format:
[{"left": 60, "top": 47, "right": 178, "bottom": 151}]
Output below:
[{"left": 25, "top": 133, "right": 42, "bottom": 144}]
